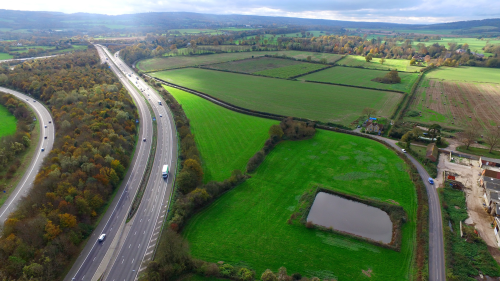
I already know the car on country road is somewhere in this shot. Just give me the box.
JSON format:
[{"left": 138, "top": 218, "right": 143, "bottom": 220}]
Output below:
[
  {"left": 428, "top": 178, "right": 434, "bottom": 185},
  {"left": 41, "top": 148, "right": 45, "bottom": 152},
  {"left": 402, "top": 149, "right": 406, "bottom": 153}
]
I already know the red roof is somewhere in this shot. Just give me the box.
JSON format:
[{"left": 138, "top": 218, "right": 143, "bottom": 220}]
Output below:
[{"left": 484, "top": 169, "right": 500, "bottom": 179}]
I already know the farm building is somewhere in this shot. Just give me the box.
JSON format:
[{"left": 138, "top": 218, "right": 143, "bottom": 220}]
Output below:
[
  {"left": 426, "top": 143, "right": 438, "bottom": 162},
  {"left": 484, "top": 188, "right": 500, "bottom": 216},
  {"left": 481, "top": 169, "right": 500, "bottom": 189}
]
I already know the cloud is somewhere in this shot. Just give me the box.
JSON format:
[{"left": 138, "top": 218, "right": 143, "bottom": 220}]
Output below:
[{"left": 2, "top": 0, "right": 500, "bottom": 24}]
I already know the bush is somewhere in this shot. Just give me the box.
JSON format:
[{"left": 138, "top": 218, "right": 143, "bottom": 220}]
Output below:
[
  {"left": 246, "top": 149, "right": 265, "bottom": 173},
  {"left": 372, "top": 70, "right": 401, "bottom": 84},
  {"left": 406, "top": 110, "right": 420, "bottom": 117}
]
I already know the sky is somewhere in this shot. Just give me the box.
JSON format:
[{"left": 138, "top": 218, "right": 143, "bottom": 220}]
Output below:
[{"left": 2, "top": 0, "right": 500, "bottom": 24}]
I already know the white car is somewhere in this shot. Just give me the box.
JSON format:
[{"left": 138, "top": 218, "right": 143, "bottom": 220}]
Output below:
[
  {"left": 98, "top": 234, "right": 106, "bottom": 242},
  {"left": 160, "top": 114, "right": 162, "bottom": 117},
  {"left": 402, "top": 149, "right": 407, "bottom": 153}
]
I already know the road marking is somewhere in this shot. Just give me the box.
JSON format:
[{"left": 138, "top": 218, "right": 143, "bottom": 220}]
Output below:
[
  {"left": 134, "top": 231, "right": 137, "bottom": 235},
  {"left": 129, "top": 244, "right": 131, "bottom": 248}
]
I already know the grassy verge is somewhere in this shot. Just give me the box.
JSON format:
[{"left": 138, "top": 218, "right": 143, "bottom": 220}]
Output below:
[
  {"left": 456, "top": 146, "right": 500, "bottom": 159},
  {"left": 439, "top": 186, "right": 500, "bottom": 280},
  {"left": 396, "top": 142, "right": 438, "bottom": 178}
]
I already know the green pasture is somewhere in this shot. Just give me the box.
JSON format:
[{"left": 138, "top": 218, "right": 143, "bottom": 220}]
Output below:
[
  {"left": 184, "top": 129, "right": 417, "bottom": 280},
  {"left": 0, "top": 104, "right": 16, "bottom": 138},
  {"left": 301, "top": 67, "right": 419, "bottom": 93},
  {"left": 0, "top": 53, "right": 13, "bottom": 60},
  {"left": 413, "top": 38, "right": 500, "bottom": 56},
  {"left": 337, "top": 55, "right": 422, "bottom": 72},
  {"left": 254, "top": 63, "right": 326, "bottom": 79},
  {"left": 165, "top": 86, "right": 276, "bottom": 182},
  {"left": 206, "top": 56, "right": 327, "bottom": 78},
  {"left": 218, "top": 27, "right": 257, "bottom": 31},
  {"left": 168, "top": 29, "right": 222, "bottom": 35},
  {"left": 425, "top": 66, "right": 500, "bottom": 83},
  {"left": 152, "top": 68, "right": 403, "bottom": 125},
  {"left": 205, "top": 57, "right": 301, "bottom": 73},
  {"left": 140, "top": 51, "right": 341, "bottom": 72}
]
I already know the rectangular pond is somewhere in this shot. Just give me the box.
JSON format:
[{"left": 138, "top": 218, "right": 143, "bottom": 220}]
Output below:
[{"left": 307, "top": 192, "right": 393, "bottom": 243}]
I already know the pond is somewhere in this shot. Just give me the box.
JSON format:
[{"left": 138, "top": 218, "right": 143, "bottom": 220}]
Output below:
[{"left": 307, "top": 192, "right": 393, "bottom": 243}]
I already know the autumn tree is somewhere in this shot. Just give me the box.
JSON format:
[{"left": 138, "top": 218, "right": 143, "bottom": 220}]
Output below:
[
  {"left": 365, "top": 54, "right": 373, "bottom": 62},
  {"left": 380, "top": 57, "right": 386, "bottom": 65}
]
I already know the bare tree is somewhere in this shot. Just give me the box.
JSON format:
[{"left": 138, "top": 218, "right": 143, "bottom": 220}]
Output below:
[
  {"left": 484, "top": 127, "right": 500, "bottom": 153},
  {"left": 457, "top": 125, "right": 480, "bottom": 150},
  {"left": 362, "top": 107, "right": 377, "bottom": 119}
]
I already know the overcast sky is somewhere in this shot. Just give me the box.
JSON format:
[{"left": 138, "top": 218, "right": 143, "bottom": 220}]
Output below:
[{"left": 2, "top": 0, "right": 500, "bottom": 24}]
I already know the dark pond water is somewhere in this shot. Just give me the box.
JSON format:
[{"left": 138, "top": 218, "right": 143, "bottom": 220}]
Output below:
[{"left": 307, "top": 192, "right": 393, "bottom": 243}]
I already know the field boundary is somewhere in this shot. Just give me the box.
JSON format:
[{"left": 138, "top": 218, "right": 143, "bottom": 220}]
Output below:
[
  {"left": 148, "top": 73, "right": 429, "bottom": 279},
  {"left": 336, "top": 55, "right": 423, "bottom": 73},
  {"left": 304, "top": 79, "right": 406, "bottom": 94}
]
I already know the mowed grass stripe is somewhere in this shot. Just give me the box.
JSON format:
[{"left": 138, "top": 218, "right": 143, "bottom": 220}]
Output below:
[
  {"left": 0, "top": 103, "right": 17, "bottom": 138},
  {"left": 165, "top": 86, "right": 277, "bottom": 182},
  {"left": 153, "top": 68, "right": 403, "bottom": 125},
  {"left": 301, "top": 67, "right": 419, "bottom": 93},
  {"left": 183, "top": 129, "right": 417, "bottom": 280}
]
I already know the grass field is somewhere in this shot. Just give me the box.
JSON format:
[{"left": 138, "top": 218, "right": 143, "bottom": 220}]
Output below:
[
  {"left": 0, "top": 53, "right": 13, "bottom": 60},
  {"left": 254, "top": 63, "right": 326, "bottom": 79},
  {"left": 165, "top": 86, "right": 277, "bottom": 182},
  {"left": 140, "top": 51, "right": 342, "bottom": 72},
  {"left": 337, "top": 55, "right": 423, "bottom": 72},
  {"left": 0, "top": 104, "right": 16, "bottom": 138},
  {"left": 168, "top": 29, "right": 223, "bottom": 35},
  {"left": 204, "top": 57, "right": 301, "bottom": 73},
  {"left": 301, "top": 67, "right": 419, "bottom": 93},
  {"left": 413, "top": 38, "right": 500, "bottom": 56},
  {"left": 152, "top": 68, "right": 404, "bottom": 125},
  {"left": 425, "top": 67, "right": 500, "bottom": 83},
  {"left": 183, "top": 129, "right": 417, "bottom": 280}
]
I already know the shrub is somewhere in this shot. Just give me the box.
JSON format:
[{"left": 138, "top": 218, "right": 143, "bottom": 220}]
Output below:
[
  {"left": 406, "top": 110, "right": 420, "bottom": 117},
  {"left": 372, "top": 70, "right": 401, "bottom": 84}
]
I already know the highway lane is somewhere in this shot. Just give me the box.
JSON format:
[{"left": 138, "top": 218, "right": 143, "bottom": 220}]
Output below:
[
  {"left": 99, "top": 48, "right": 177, "bottom": 281},
  {"left": 0, "top": 87, "right": 55, "bottom": 225},
  {"left": 64, "top": 46, "right": 154, "bottom": 281}
]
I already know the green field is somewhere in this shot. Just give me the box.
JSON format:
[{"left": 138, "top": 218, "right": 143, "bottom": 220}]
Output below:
[
  {"left": 254, "top": 63, "right": 326, "bottom": 79},
  {"left": 413, "top": 38, "right": 500, "bottom": 56},
  {"left": 337, "top": 55, "right": 423, "bottom": 72},
  {"left": 0, "top": 103, "right": 16, "bottom": 138},
  {"left": 0, "top": 53, "right": 13, "bottom": 60},
  {"left": 183, "top": 129, "right": 417, "bottom": 280},
  {"left": 206, "top": 57, "right": 327, "bottom": 79},
  {"left": 140, "top": 51, "right": 342, "bottom": 72},
  {"left": 301, "top": 67, "right": 419, "bottom": 93},
  {"left": 425, "top": 66, "right": 500, "bottom": 83},
  {"left": 205, "top": 57, "right": 301, "bottom": 73},
  {"left": 151, "top": 68, "right": 404, "bottom": 125},
  {"left": 166, "top": 86, "right": 276, "bottom": 182},
  {"left": 168, "top": 29, "right": 223, "bottom": 35}
]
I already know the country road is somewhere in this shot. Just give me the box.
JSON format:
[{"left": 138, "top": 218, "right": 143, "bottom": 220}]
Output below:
[{"left": 0, "top": 87, "right": 55, "bottom": 225}]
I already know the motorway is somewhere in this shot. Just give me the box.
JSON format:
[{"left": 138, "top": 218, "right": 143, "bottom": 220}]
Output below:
[
  {"left": 65, "top": 45, "right": 177, "bottom": 281},
  {"left": 0, "top": 87, "right": 55, "bottom": 225}
]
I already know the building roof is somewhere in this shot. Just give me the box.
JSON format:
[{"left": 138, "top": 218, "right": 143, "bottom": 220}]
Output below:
[
  {"left": 485, "top": 178, "right": 500, "bottom": 191},
  {"left": 484, "top": 169, "right": 500, "bottom": 179},
  {"left": 426, "top": 143, "right": 438, "bottom": 158},
  {"left": 481, "top": 156, "right": 500, "bottom": 164},
  {"left": 490, "top": 190, "right": 500, "bottom": 203}
]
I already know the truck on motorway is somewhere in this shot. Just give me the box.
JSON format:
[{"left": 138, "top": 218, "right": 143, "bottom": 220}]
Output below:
[{"left": 162, "top": 165, "right": 169, "bottom": 179}]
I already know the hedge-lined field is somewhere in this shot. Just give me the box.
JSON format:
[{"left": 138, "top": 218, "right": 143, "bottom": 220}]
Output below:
[
  {"left": 165, "top": 85, "right": 277, "bottom": 182},
  {"left": 337, "top": 55, "right": 422, "bottom": 72},
  {"left": 425, "top": 66, "right": 500, "bottom": 83},
  {"left": 0, "top": 103, "right": 16, "bottom": 138},
  {"left": 205, "top": 57, "right": 301, "bottom": 73},
  {"left": 183, "top": 129, "right": 417, "bottom": 280},
  {"left": 0, "top": 53, "right": 13, "bottom": 60},
  {"left": 254, "top": 62, "right": 326, "bottom": 79},
  {"left": 301, "top": 67, "right": 419, "bottom": 93},
  {"left": 151, "top": 68, "right": 403, "bottom": 125}
]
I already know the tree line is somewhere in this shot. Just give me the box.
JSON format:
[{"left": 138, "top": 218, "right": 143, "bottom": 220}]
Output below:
[{"left": 0, "top": 48, "right": 138, "bottom": 280}]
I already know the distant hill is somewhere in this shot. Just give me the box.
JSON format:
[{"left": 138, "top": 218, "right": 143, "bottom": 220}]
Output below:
[{"left": 0, "top": 9, "right": 499, "bottom": 35}]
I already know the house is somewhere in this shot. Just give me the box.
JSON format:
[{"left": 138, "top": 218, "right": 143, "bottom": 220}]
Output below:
[
  {"left": 444, "top": 52, "right": 452, "bottom": 59},
  {"left": 426, "top": 143, "right": 438, "bottom": 162},
  {"left": 480, "top": 169, "right": 500, "bottom": 189},
  {"left": 484, "top": 188, "right": 500, "bottom": 216},
  {"left": 365, "top": 120, "right": 384, "bottom": 133},
  {"left": 16, "top": 42, "right": 22, "bottom": 46},
  {"left": 456, "top": 49, "right": 466, "bottom": 54},
  {"left": 412, "top": 55, "right": 424, "bottom": 61}
]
